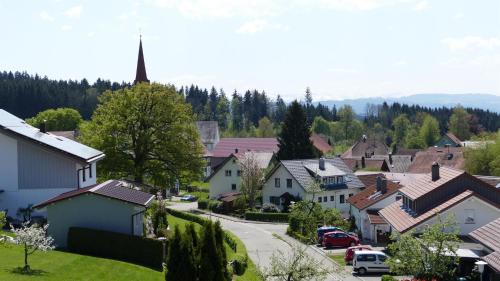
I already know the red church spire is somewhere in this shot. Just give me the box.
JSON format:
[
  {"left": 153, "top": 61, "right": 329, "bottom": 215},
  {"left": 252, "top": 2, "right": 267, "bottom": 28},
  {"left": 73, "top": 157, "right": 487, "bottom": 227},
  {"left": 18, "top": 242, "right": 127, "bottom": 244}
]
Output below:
[{"left": 134, "top": 35, "right": 149, "bottom": 84}]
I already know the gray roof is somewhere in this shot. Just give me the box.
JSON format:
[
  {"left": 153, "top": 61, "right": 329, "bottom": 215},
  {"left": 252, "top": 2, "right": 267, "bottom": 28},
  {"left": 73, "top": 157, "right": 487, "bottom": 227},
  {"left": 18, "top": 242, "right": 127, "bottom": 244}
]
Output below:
[
  {"left": 0, "top": 110, "right": 104, "bottom": 163},
  {"left": 304, "top": 162, "right": 346, "bottom": 177},
  {"left": 196, "top": 121, "right": 219, "bottom": 144},
  {"left": 371, "top": 155, "right": 412, "bottom": 173},
  {"left": 280, "top": 157, "right": 364, "bottom": 191}
]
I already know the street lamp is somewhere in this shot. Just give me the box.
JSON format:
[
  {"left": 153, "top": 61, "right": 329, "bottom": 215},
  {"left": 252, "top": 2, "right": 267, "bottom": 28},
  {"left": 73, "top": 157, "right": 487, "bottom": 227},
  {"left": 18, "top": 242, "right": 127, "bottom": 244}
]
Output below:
[{"left": 475, "top": 260, "right": 488, "bottom": 281}]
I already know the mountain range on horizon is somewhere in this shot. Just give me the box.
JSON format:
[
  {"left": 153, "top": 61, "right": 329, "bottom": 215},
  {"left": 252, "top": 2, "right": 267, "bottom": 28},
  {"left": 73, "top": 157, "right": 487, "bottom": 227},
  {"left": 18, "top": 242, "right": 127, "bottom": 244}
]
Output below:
[{"left": 316, "top": 93, "right": 500, "bottom": 115}]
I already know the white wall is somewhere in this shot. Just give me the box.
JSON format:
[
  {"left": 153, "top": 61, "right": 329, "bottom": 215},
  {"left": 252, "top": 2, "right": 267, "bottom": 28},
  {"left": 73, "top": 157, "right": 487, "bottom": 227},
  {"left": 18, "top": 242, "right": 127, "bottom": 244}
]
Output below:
[
  {"left": 307, "top": 189, "right": 361, "bottom": 214},
  {"left": 0, "top": 132, "right": 18, "bottom": 191},
  {"left": 262, "top": 165, "right": 304, "bottom": 205},
  {"left": 0, "top": 188, "right": 75, "bottom": 217},
  {"left": 209, "top": 158, "right": 242, "bottom": 198},
  {"left": 414, "top": 195, "right": 500, "bottom": 235},
  {"left": 353, "top": 193, "right": 400, "bottom": 241},
  {"left": 77, "top": 162, "right": 97, "bottom": 188}
]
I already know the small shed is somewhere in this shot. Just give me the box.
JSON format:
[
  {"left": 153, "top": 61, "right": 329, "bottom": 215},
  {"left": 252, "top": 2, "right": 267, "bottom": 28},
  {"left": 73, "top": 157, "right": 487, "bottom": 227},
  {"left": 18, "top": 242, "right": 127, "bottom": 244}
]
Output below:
[{"left": 34, "top": 180, "right": 155, "bottom": 248}]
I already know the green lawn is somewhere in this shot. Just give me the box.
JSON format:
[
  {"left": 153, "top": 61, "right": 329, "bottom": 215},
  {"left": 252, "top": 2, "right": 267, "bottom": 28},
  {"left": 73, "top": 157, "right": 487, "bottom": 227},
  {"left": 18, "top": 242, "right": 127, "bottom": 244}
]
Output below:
[
  {"left": 0, "top": 244, "right": 163, "bottom": 281},
  {"left": 328, "top": 254, "right": 346, "bottom": 267}
]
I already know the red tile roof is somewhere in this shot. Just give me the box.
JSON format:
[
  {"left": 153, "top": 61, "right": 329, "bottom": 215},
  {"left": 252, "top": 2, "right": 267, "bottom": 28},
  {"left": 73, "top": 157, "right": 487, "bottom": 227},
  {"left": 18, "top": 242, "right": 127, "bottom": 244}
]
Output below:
[
  {"left": 310, "top": 134, "right": 332, "bottom": 153},
  {"left": 408, "top": 147, "right": 465, "bottom": 173},
  {"left": 367, "top": 210, "right": 387, "bottom": 225},
  {"left": 469, "top": 217, "right": 500, "bottom": 252},
  {"left": 357, "top": 173, "right": 384, "bottom": 187},
  {"left": 445, "top": 132, "right": 462, "bottom": 145},
  {"left": 400, "top": 166, "right": 464, "bottom": 200},
  {"left": 379, "top": 190, "right": 475, "bottom": 233},
  {"left": 208, "top": 138, "right": 279, "bottom": 157},
  {"left": 347, "top": 180, "right": 401, "bottom": 210},
  {"left": 34, "top": 180, "right": 155, "bottom": 208}
]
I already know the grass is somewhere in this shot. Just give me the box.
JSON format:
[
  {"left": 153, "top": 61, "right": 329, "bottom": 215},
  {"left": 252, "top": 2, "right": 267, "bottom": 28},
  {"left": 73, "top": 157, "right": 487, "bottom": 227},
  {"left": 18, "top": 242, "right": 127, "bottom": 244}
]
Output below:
[
  {"left": 190, "top": 181, "right": 209, "bottom": 191},
  {"left": 328, "top": 254, "right": 346, "bottom": 267},
  {"left": 0, "top": 244, "right": 163, "bottom": 281}
]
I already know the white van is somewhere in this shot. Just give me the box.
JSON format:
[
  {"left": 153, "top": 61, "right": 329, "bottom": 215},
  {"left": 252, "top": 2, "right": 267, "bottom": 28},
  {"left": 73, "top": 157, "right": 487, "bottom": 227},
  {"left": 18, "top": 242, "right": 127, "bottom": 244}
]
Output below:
[{"left": 352, "top": 250, "right": 390, "bottom": 275}]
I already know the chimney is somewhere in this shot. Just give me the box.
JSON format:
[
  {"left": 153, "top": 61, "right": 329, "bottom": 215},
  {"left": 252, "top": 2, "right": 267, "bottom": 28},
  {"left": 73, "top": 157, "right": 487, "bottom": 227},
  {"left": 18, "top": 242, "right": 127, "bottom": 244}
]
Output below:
[
  {"left": 431, "top": 162, "right": 440, "bottom": 181},
  {"left": 40, "top": 120, "right": 47, "bottom": 133},
  {"left": 381, "top": 178, "right": 387, "bottom": 194},
  {"left": 376, "top": 176, "right": 382, "bottom": 192},
  {"left": 319, "top": 157, "right": 325, "bottom": 171},
  {"left": 388, "top": 153, "right": 393, "bottom": 164},
  {"left": 235, "top": 148, "right": 238, "bottom": 154},
  {"left": 361, "top": 156, "right": 366, "bottom": 168}
]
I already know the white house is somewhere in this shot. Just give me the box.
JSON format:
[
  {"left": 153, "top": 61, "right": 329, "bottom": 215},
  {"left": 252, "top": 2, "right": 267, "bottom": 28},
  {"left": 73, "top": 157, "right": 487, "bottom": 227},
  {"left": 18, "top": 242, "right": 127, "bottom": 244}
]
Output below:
[
  {"left": 34, "top": 180, "right": 154, "bottom": 248},
  {"left": 0, "top": 109, "right": 104, "bottom": 219},
  {"left": 208, "top": 151, "right": 275, "bottom": 199},
  {"left": 379, "top": 164, "right": 500, "bottom": 236},
  {"left": 347, "top": 175, "right": 402, "bottom": 243},
  {"left": 262, "top": 157, "right": 365, "bottom": 214}
]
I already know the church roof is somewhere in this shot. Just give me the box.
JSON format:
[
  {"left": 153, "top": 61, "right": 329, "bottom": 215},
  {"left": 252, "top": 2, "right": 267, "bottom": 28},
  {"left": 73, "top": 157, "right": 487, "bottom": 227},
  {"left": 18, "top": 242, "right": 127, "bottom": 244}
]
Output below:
[{"left": 134, "top": 38, "right": 149, "bottom": 84}]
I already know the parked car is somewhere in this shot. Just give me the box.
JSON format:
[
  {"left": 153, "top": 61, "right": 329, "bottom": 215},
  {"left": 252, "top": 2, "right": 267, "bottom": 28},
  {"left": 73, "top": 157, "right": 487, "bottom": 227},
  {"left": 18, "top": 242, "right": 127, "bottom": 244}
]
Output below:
[
  {"left": 353, "top": 250, "right": 390, "bottom": 275},
  {"left": 317, "top": 226, "right": 343, "bottom": 244},
  {"left": 180, "top": 195, "right": 198, "bottom": 202},
  {"left": 322, "top": 231, "right": 359, "bottom": 248},
  {"left": 345, "top": 245, "right": 372, "bottom": 265}
]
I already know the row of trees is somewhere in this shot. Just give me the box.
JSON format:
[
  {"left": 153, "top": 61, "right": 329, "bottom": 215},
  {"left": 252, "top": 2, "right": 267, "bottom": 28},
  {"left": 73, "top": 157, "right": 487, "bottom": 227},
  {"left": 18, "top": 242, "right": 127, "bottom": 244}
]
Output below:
[{"left": 465, "top": 131, "right": 500, "bottom": 176}]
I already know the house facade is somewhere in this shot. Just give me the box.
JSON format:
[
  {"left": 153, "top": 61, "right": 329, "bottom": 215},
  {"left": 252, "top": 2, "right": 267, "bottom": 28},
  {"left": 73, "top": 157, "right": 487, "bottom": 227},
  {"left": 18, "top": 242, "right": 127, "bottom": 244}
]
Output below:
[
  {"left": 262, "top": 157, "right": 364, "bottom": 214},
  {"left": 208, "top": 152, "right": 274, "bottom": 199},
  {"left": 469, "top": 218, "right": 500, "bottom": 281},
  {"left": 34, "top": 180, "right": 154, "bottom": 248},
  {"left": 0, "top": 109, "right": 104, "bottom": 219},
  {"left": 379, "top": 164, "right": 500, "bottom": 236}
]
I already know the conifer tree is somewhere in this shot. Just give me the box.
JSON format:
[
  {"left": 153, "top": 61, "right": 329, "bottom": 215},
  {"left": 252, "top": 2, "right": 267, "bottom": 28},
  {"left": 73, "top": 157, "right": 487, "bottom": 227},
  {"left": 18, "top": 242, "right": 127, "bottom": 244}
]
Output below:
[
  {"left": 165, "top": 226, "right": 183, "bottom": 280},
  {"left": 277, "top": 100, "right": 315, "bottom": 160},
  {"left": 213, "top": 221, "right": 230, "bottom": 280},
  {"left": 186, "top": 223, "right": 199, "bottom": 251},
  {"left": 178, "top": 228, "right": 198, "bottom": 281},
  {"left": 199, "top": 222, "right": 225, "bottom": 281}
]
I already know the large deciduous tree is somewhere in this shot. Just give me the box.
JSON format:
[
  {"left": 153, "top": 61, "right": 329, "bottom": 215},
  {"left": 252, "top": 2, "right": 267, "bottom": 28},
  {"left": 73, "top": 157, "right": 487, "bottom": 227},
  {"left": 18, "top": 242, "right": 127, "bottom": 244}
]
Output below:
[
  {"left": 26, "top": 108, "right": 83, "bottom": 131},
  {"left": 449, "top": 105, "right": 471, "bottom": 140},
  {"left": 278, "top": 100, "right": 315, "bottom": 160},
  {"left": 419, "top": 114, "right": 440, "bottom": 147},
  {"left": 80, "top": 83, "right": 204, "bottom": 186},
  {"left": 392, "top": 114, "right": 410, "bottom": 147}
]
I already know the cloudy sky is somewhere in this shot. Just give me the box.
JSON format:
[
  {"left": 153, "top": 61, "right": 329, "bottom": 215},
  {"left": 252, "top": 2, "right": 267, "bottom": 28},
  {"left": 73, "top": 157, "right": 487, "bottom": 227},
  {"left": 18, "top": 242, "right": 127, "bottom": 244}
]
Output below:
[{"left": 1, "top": 0, "right": 499, "bottom": 101}]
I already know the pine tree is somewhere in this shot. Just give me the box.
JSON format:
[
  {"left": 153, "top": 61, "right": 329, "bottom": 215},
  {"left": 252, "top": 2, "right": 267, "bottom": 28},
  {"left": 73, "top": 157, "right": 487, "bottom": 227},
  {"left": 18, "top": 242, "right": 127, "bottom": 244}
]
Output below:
[
  {"left": 198, "top": 222, "right": 225, "bottom": 281},
  {"left": 165, "top": 226, "right": 183, "bottom": 280},
  {"left": 277, "top": 100, "right": 315, "bottom": 160},
  {"left": 186, "top": 223, "right": 199, "bottom": 251},
  {"left": 213, "top": 221, "right": 230, "bottom": 281},
  {"left": 179, "top": 228, "right": 198, "bottom": 281}
]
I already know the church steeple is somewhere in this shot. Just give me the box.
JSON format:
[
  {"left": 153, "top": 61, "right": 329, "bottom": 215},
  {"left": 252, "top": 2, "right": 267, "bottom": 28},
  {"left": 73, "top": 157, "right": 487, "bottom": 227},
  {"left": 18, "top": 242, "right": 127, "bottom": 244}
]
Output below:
[{"left": 134, "top": 36, "right": 149, "bottom": 84}]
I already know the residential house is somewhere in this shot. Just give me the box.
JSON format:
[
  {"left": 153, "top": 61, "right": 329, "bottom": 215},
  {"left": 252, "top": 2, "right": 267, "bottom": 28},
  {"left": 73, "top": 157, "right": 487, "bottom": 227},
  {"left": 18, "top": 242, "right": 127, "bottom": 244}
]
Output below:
[
  {"left": 347, "top": 176, "right": 401, "bottom": 243},
  {"left": 196, "top": 121, "right": 220, "bottom": 152},
  {"left": 310, "top": 133, "right": 332, "bottom": 154},
  {"left": 207, "top": 151, "right": 275, "bottom": 199},
  {"left": 407, "top": 146, "right": 465, "bottom": 173},
  {"left": 469, "top": 218, "right": 500, "bottom": 281},
  {"left": 0, "top": 109, "right": 104, "bottom": 219},
  {"left": 262, "top": 157, "right": 364, "bottom": 214},
  {"left": 342, "top": 135, "right": 389, "bottom": 158},
  {"left": 379, "top": 163, "right": 500, "bottom": 236},
  {"left": 34, "top": 180, "right": 154, "bottom": 248},
  {"left": 435, "top": 132, "right": 462, "bottom": 147}
]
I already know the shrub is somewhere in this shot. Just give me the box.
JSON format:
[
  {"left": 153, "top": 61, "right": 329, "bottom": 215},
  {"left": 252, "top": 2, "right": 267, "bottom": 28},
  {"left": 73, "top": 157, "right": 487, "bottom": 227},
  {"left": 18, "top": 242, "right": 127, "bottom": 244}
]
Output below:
[
  {"left": 166, "top": 208, "right": 207, "bottom": 225},
  {"left": 232, "top": 196, "right": 247, "bottom": 212},
  {"left": 208, "top": 200, "right": 223, "bottom": 213},
  {"left": 231, "top": 254, "right": 248, "bottom": 275},
  {"left": 381, "top": 275, "right": 397, "bottom": 281},
  {"left": 261, "top": 203, "right": 279, "bottom": 213},
  {"left": 67, "top": 227, "right": 163, "bottom": 270},
  {"left": 198, "top": 199, "right": 209, "bottom": 210},
  {"left": 244, "top": 212, "right": 289, "bottom": 222},
  {"left": 224, "top": 232, "right": 238, "bottom": 253}
]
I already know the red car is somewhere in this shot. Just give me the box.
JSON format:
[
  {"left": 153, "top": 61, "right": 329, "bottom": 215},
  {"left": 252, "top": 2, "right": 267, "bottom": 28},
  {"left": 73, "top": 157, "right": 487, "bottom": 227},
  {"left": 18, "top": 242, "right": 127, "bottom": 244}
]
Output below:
[
  {"left": 344, "top": 245, "right": 372, "bottom": 264},
  {"left": 322, "top": 231, "right": 360, "bottom": 248}
]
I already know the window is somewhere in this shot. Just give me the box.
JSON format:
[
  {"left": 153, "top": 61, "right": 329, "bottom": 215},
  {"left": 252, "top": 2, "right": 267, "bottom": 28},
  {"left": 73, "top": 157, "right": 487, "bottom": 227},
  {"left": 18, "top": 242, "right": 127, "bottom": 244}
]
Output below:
[
  {"left": 274, "top": 178, "right": 281, "bottom": 188},
  {"left": 323, "top": 196, "right": 327, "bottom": 202},
  {"left": 225, "top": 170, "right": 232, "bottom": 177},
  {"left": 328, "top": 177, "right": 334, "bottom": 184},
  {"left": 318, "top": 197, "right": 322, "bottom": 203},
  {"left": 237, "top": 170, "right": 242, "bottom": 176},
  {"left": 336, "top": 177, "right": 341, "bottom": 184},
  {"left": 82, "top": 168, "right": 86, "bottom": 182},
  {"left": 286, "top": 179, "right": 293, "bottom": 188},
  {"left": 330, "top": 196, "right": 334, "bottom": 201},
  {"left": 377, "top": 255, "right": 387, "bottom": 262},
  {"left": 365, "top": 255, "right": 376, "bottom": 262},
  {"left": 322, "top": 177, "right": 327, "bottom": 184},
  {"left": 465, "top": 209, "right": 475, "bottom": 224},
  {"left": 340, "top": 195, "right": 345, "bottom": 204},
  {"left": 336, "top": 233, "right": 347, "bottom": 238},
  {"left": 231, "top": 184, "right": 236, "bottom": 190},
  {"left": 89, "top": 164, "right": 92, "bottom": 178},
  {"left": 270, "top": 196, "right": 280, "bottom": 205},
  {"left": 349, "top": 193, "right": 353, "bottom": 198}
]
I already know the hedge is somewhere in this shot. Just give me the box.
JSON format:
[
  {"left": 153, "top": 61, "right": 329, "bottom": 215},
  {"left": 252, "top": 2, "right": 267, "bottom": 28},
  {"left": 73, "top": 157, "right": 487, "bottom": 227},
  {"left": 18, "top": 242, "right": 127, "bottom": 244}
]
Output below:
[
  {"left": 166, "top": 208, "right": 207, "bottom": 225},
  {"left": 244, "top": 212, "right": 289, "bottom": 222},
  {"left": 197, "top": 199, "right": 208, "bottom": 210},
  {"left": 67, "top": 227, "right": 164, "bottom": 270}
]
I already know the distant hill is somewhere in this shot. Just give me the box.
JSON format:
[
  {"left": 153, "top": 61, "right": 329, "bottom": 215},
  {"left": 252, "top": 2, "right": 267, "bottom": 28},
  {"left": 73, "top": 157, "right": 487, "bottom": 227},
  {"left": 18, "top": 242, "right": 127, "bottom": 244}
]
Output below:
[{"left": 316, "top": 94, "right": 500, "bottom": 115}]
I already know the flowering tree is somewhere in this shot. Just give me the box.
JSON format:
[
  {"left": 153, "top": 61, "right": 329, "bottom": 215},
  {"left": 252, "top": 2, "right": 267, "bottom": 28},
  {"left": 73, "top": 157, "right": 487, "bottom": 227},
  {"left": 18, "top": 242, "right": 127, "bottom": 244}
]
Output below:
[
  {"left": 239, "top": 152, "right": 264, "bottom": 209},
  {"left": 11, "top": 222, "right": 55, "bottom": 272}
]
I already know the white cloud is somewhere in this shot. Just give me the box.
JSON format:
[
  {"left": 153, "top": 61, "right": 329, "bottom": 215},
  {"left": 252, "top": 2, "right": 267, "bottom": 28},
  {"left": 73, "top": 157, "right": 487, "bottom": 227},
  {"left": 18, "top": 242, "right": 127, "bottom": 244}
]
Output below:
[
  {"left": 236, "top": 19, "right": 288, "bottom": 34},
  {"left": 413, "top": 0, "right": 429, "bottom": 11},
  {"left": 64, "top": 5, "right": 83, "bottom": 19},
  {"left": 61, "top": 25, "right": 73, "bottom": 31},
  {"left": 39, "top": 11, "right": 55, "bottom": 22},
  {"left": 442, "top": 36, "right": 500, "bottom": 52},
  {"left": 327, "top": 67, "right": 358, "bottom": 73}
]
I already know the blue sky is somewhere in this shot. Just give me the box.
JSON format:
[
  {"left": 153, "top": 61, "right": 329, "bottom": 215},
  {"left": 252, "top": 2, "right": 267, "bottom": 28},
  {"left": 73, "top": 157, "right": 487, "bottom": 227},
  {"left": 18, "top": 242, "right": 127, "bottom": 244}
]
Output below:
[{"left": 1, "top": 0, "right": 499, "bottom": 101}]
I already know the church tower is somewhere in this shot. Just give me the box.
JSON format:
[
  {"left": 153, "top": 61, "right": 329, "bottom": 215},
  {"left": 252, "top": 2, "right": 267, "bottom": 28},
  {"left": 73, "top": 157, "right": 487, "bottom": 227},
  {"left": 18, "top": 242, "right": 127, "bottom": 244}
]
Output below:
[{"left": 134, "top": 36, "right": 149, "bottom": 84}]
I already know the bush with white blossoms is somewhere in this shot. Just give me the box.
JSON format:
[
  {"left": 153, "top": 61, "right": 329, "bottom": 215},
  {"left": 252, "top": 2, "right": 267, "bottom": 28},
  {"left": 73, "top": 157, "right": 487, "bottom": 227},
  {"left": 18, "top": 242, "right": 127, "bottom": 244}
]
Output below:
[{"left": 11, "top": 222, "right": 55, "bottom": 272}]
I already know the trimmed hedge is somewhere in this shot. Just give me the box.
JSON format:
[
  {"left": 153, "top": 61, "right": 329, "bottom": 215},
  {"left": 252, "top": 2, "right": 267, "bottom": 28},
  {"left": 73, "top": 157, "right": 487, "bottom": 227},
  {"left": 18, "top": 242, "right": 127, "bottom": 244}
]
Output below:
[
  {"left": 166, "top": 208, "right": 207, "bottom": 225},
  {"left": 67, "top": 227, "right": 164, "bottom": 270},
  {"left": 197, "top": 198, "right": 208, "bottom": 210},
  {"left": 244, "top": 212, "right": 289, "bottom": 222}
]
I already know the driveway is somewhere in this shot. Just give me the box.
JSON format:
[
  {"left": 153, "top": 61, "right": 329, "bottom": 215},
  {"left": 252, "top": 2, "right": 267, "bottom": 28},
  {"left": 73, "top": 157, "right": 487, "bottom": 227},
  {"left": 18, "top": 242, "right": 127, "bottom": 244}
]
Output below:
[{"left": 167, "top": 202, "right": 379, "bottom": 281}]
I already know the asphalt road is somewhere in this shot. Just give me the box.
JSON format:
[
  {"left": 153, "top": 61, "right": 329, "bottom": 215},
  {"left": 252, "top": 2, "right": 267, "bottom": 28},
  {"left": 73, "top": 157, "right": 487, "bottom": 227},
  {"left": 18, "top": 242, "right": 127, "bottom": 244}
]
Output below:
[{"left": 168, "top": 201, "right": 381, "bottom": 281}]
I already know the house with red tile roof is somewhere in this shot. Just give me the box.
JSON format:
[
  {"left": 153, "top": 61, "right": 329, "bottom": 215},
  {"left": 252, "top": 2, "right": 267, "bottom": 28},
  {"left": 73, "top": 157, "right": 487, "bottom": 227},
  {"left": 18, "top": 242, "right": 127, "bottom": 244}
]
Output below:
[
  {"left": 34, "top": 180, "right": 155, "bottom": 248},
  {"left": 469, "top": 218, "right": 500, "bottom": 280},
  {"left": 407, "top": 146, "right": 465, "bottom": 173},
  {"left": 379, "top": 163, "right": 500, "bottom": 236},
  {"left": 435, "top": 132, "right": 462, "bottom": 147},
  {"left": 347, "top": 175, "right": 401, "bottom": 243}
]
